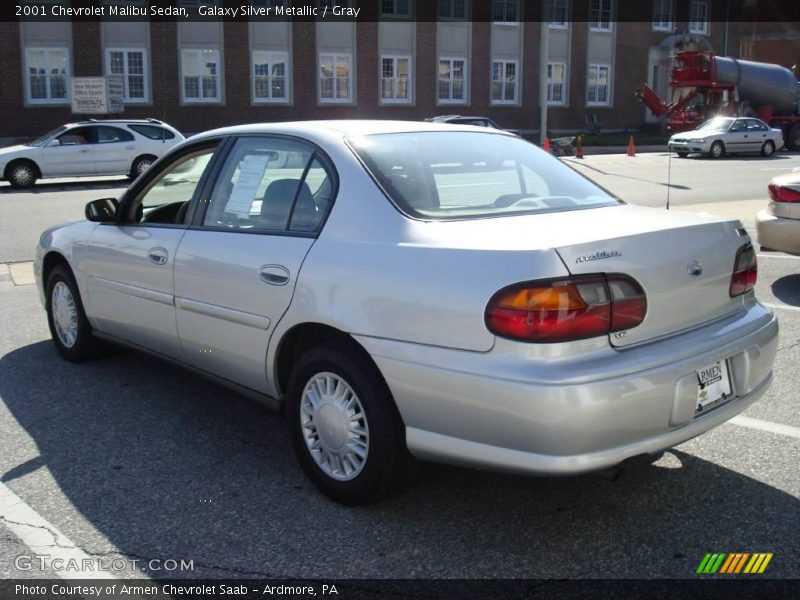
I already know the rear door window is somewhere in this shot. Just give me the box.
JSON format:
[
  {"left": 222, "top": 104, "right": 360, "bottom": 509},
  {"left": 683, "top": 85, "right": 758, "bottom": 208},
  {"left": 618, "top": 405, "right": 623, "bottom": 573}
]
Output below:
[{"left": 96, "top": 126, "right": 135, "bottom": 143}]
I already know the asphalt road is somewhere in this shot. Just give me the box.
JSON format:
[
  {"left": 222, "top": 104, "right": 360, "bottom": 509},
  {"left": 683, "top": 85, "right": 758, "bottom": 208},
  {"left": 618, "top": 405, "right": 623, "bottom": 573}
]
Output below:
[{"left": 0, "top": 155, "right": 798, "bottom": 582}]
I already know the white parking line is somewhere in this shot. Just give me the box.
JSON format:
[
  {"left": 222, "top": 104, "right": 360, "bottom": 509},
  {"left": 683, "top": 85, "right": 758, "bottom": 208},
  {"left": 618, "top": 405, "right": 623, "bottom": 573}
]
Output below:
[
  {"left": 762, "top": 303, "right": 800, "bottom": 312},
  {"left": 0, "top": 480, "right": 119, "bottom": 580},
  {"left": 729, "top": 416, "right": 800, "bottom": 440}
]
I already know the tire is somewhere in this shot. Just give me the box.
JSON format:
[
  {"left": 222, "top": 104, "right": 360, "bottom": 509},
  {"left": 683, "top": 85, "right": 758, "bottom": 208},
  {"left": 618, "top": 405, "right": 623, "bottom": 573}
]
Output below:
[
  {"left": 130, "top": 155, "right": 156, "bottom": 179},
  {"left": 6, "top": 160, "right": 38, "bottom": 188},
  {"left": 286, "top": 339, "right": 413, "bottom": 504},
  {"left": 676, "top": 151, "right": 688, "bottom": 158},
  {"left": 46, "top": 265, "right": 100, "bottom": 362},
  {"left": 709, "top": 141, "right": 725, "bottom": 159},
  {"left": 787, "top": 124, "right": 800, "bottom": 152},
  {"left": 761, "top": 140, "right": 776, "bottom": 157}
]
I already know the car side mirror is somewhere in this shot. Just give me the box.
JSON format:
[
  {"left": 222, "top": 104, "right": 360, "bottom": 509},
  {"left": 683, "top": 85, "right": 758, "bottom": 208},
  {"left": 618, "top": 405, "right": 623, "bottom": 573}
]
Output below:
[
  {"left": 49, "top": 139, "right": 61, "bottom": 147},
  {"left": 85, "top": 198, "right": 119, "bottom": 223}
]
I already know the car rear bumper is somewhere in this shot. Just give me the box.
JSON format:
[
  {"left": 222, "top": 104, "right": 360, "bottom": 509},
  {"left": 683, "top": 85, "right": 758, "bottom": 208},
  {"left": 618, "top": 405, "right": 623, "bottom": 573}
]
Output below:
[
  {"left": 357, "top": 301, "right": 778, "bottom": 475},
  {"left": 756, "top": 209, "right": 800, "bottom": 255}
]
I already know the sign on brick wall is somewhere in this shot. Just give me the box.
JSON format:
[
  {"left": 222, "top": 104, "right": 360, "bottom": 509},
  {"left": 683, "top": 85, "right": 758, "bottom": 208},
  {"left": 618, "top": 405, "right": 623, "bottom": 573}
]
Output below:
[{"left": 71, "top": 77, "right": 124, "bottom": 114}]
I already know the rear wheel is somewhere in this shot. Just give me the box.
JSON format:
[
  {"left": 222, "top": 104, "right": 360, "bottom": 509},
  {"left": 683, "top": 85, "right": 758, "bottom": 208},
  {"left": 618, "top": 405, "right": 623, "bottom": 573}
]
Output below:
[
  {"left": 788, "top": 124, "right": 800, "bottom": 152},
  {"left": 761, "top": 140, "right": 776, "bottom": 157},
  {"left": 286, "top": 339, "right": 413, "bottom": 504},
  {"left": 709, "top": 141, "right": 725, "bottom": 159},
  {"left": 6, "top": 160, "right": 38, "bottom": 188},
  {"left": 46, "top": 265, "right": 100, "bottom": 362},
  {"left": 676, "top": 151, "right": 688, "bottom": 158},
  {"left": 130, "top": 155, "right": 156, "bottom": 179}
]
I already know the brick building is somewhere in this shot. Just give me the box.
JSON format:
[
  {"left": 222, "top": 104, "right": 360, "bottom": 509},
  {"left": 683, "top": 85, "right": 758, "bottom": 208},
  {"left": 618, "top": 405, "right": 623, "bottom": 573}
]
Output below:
[{"left": 0, "top": 0, "right": 742, "bottom": 139}]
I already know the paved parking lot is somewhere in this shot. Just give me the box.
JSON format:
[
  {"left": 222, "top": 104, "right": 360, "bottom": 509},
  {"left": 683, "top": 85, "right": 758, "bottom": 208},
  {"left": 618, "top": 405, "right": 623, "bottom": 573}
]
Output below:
[{"left": 0, "top": 154, "right": 797, "bottom": 581}]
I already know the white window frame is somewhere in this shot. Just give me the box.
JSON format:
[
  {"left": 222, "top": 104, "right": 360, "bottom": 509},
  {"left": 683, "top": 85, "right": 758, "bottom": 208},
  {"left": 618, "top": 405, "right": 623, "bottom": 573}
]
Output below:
[
  {"left": 24, "top": 47, "right": 70, "bottom": 105},
  {"left": 106, "top": 48, "right": 148, "bottom": 103},
  {"left": 380, "top": 55, "right": 412, "bottom": 104},
  {"left": 180, "top": 48, "right": 221, "bottom": 103},
  {"left": 547, "top": 0, "right": 569, "bottom": 29},
  {"left": 492, "top": 0, "right": 519, "bottom": 24},
  {"left": 252, "top": 50, "right": 289, "bottom": 103},
  {"left": 547, "top": 62, "right": 567, "bottom": 106},
  {"left": 689, "top": 1, "right": 709, "bottom": 34},
  {"left": 319, "top": 53, "right": 353, "bottom": 104},
  {"left": 652, "top": 0, "right": 674, "bottom": 32},
  {"left": 587, "top": 63, "right": 611, "bottom": 106},
  {"left": 380, "top": 0, "right": 410, "bottom": 17},
  {"left": 439, "top": 0, "right": 466, "bottom": 20},
  {"left": 491, "top": 59, "right": 519, "bottom": 105},
  {"left": 438, "top": 57, "right": 467, "bottom": 105},
  {"left": 590, "top": 0, "right": 613, "bottom": 32}
]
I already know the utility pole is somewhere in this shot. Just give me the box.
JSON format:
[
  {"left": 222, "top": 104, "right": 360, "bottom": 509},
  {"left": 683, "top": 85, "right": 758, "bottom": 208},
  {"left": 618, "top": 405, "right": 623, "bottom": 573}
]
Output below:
[{"left": 539, "top": 19, "right": 549, "bottom": 145}]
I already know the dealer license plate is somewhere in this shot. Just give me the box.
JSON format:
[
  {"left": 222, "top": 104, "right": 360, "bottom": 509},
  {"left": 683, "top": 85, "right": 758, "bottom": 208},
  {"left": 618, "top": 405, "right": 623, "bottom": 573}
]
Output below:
[{"left": 695, "top": 359, "right": 733, "bottom": 415}]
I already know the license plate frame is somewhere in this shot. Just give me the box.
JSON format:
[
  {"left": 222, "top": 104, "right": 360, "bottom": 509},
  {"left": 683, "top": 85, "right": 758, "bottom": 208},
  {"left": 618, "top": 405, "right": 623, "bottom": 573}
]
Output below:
[{"left": 695, "top": 359, "right": 734, "bottom": 416}]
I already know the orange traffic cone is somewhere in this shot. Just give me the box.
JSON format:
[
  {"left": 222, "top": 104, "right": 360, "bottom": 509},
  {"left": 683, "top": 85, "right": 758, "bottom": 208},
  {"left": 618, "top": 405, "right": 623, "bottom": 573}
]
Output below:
[
  {"left": 544, "top": 137, "right": 551, "bottom": 152},
  {"left": 575, "top": 135, "right": 584, "bottom": 158},
  {"left": 627, "top": 135, "right": 636, "bottom": 157}
]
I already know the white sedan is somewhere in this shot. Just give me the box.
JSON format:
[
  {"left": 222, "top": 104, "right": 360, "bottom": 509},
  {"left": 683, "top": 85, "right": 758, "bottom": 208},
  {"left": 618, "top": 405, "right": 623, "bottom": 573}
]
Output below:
[
  {"left": 756, "top": 172, "right": 800, "bottom": 255},
  {"left": 0, "top": 119, "right": 184, "bottom": 188},
  {"left": 668, "top": 116, "right": 784, "bottom": 158},
  {"left": 35, "top": 121, "right": 778, "bottom": 503}
]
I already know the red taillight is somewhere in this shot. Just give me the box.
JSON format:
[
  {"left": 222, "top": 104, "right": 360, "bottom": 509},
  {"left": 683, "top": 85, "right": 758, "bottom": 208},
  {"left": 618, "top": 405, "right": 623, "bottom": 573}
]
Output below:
[
  {"left": 767, "top": 183, "right": 800, "bottom": 203},
  {"left": 729, "top": 243, "right": 757, "bottom": 297},
  {"left": 485, "top": 274, "right": 647, "bottom": 343}
]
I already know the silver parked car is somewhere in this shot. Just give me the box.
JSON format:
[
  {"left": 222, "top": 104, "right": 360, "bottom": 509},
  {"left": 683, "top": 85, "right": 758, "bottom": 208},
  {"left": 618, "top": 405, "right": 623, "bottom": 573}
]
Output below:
[
  {"left": 35, "top": 121, "right": 778, "bottom": 504},
  {"left": 668, "top": 116, "right": 783, "bottom": 158},
  {"left": 756, "top": 171, "right": 800, "bottom": 255},
  {"left": 0, "top": 119, "right": 184, "bottom": 188}
]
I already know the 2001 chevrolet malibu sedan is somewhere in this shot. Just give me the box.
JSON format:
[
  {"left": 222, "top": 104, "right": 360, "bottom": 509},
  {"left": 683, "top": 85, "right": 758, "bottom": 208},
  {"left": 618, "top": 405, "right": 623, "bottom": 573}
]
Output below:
[{"left": 35, "top": 121, "right": 778, "bottom": 504}]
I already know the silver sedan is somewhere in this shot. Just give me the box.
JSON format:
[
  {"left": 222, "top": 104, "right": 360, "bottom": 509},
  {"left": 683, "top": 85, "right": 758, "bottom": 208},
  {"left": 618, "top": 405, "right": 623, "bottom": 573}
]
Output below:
[
  {"left": 35, "top": 121, "right": 778, "bottom": 503},
  {"left": 668, "top": 116, "right": 784, "bottom": 158}
]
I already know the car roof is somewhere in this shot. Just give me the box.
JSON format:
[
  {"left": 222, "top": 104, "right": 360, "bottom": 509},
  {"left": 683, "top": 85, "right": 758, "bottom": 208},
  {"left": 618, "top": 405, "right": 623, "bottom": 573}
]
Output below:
[
  {"left": 189, "top": 120, "right": 514, "bottom": 142},
  {"left": 66, "top": 119, "right": 172, "bottom": 127}
]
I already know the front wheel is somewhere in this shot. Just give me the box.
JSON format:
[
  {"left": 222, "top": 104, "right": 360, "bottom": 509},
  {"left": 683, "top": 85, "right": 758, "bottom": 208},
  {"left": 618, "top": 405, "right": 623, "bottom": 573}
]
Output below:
[
  {"left": 286, "top": 340, "right": 413, "bottom": 504},
  {"left": 676, "top": 151, "right": 688, "bottom": 158},
  {"left": 46, "top": 265, "right": 100, "bottom": 362},
  {"left": 761, "top": 140, "right": 776, "bottom": 157},
  {"left": 7, "top": 160, "right": 38, "bottom": 188},
  {"left": 709, "top": 141, "right": 725, "bottom": 159}
]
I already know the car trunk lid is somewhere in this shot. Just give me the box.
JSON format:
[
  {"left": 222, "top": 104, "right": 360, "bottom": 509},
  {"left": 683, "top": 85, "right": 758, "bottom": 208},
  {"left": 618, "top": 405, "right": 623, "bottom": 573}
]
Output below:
[{"left": 552, "top": 208, "right": 748, "bottom": 347}]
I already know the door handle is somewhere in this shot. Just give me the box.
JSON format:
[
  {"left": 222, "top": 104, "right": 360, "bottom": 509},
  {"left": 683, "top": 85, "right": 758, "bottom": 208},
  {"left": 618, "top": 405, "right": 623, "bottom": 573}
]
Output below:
[
  {"left": 743, "top": 134, "right": 748, "bottom": 138},
  {"left": 79, "top": 149, "right": 90, "bottom": 153},
  {"left": 259, "top": 265, "right": 290, "bottom": 286},
  {"left": 148, "top": 247, "right": 169, "bottom": 265}
]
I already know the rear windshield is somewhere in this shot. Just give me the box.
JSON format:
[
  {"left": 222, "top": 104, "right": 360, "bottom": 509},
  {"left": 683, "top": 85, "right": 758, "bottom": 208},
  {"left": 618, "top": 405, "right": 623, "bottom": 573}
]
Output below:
[
  {"left": 128, "top": 124, "right": 176, "bottom": 140},
  {"left": 348, "top": 132, "right": 619, "bottom": 220}
]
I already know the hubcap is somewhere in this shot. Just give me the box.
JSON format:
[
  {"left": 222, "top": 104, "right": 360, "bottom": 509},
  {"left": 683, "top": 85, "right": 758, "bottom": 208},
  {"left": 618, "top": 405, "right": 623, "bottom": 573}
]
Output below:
[
  {"left": 300, "top": 372, "right": 369, "bottom": 481},
  {"left": 136, "top": 159, "right": 152, "bottom": 174},
  {"left": 12, "top": 165, "right": 33, "bottom": 185},
  {"left": 52, "top": 281, "right": 78, "bottom": 348},
  {"left": 712, "top": 144, "right": 721, "bottom": 157},
  {"left": 764, "top": 143, "right": 774, "bottom": 156}
]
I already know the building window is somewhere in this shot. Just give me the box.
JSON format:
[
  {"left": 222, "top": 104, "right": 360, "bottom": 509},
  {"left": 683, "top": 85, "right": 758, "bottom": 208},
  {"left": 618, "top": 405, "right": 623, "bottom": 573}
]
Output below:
[
  {"left": 689, "top": 1, "right": 709, "bottom": 34},
  {"left": 491, "top": 60, "right": 518, "bottom": 104},
  {"left": 652, "top": 0, "right": 673, "bottom": 31},
  {"left": 107, "top": 48, "right": 147, "bottom": 103},
  {"left": 590, "top": 0, "right": 612, "bottom": 31},
  {"left": 547, "top": 0, "right": 568, "bottom": 28},
  {"left": 438, "top": 58, "right": 466, "bottom": 103},
  {"left": 381, "top": 0, "right": 409, "bottom": 17},
  {"left": 381, "top": 56, "right": 411, "bottom": 103},
  {"left": 492, "top": 0, "right": 518, "bottom": 22},
  {"left": 547, "top": 63, "right": 566, "bottom": 105},
  {"left": 253, "top": 51, "right": 288, "bottom": 102},
  {"left": 181, "top": 49, "right": 220, "bottom": 102},
  {"left": 319, "top": 53, "right": 352, "bottom": 103},
  {"left": 25, "top": 47, "right": 69, "bottom": 104},
  {"left": 439, "top": 0, "right": 466, "bottom": 19},
  {"left": 587, "top": 64, "right": 611, "bottom": 105}
]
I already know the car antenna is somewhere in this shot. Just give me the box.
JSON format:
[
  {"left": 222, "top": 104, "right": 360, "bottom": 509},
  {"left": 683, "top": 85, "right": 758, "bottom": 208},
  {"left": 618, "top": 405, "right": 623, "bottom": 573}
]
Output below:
[{"left": 666, "top": 145, "right": 672, "bottom": 210}]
